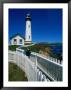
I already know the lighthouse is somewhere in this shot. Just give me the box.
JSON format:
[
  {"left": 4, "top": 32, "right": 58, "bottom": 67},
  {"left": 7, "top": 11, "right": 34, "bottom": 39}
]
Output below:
[{"left": 25, "top": 14, "right": 32, "bottom": 45}]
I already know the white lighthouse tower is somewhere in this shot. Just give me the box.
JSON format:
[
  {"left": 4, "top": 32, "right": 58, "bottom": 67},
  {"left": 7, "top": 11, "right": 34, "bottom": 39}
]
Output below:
[{"left": 25, "top": 14, "right": 32, "bottom": 45}]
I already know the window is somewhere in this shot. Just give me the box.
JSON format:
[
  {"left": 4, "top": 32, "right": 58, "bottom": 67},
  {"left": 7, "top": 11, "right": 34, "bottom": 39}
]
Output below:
[
  {"left": 28, "top": 24, "right": 30, "bottom": 28},
  {"left": 14, "top": 39, "right": 16, "bottom": 42},
  {"left": 19, "top": 39, "right": 22, "bottom": 44},
  {"left": 29, "top": 36, "right": 30, "bottom": 39},
  {"left": 14, "top": 39, "right": 17, "bottom": 44}
]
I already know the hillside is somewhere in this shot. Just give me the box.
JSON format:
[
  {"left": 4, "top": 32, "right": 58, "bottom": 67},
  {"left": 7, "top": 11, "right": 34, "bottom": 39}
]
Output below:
[
  {"left": 21, "top": 43, "right": 62, "bottom": 60},
  {"left": 8, "top": 43, "right": 62, "bottom": 60}
]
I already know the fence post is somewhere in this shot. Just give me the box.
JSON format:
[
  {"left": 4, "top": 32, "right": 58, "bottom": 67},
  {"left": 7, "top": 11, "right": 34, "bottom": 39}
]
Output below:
[
  {"left": 44, "top": 75, "right": 47, "bottom": 81},
  {"left": 58, "top": 60, "right": 60, "bottom": 64},
  {"left": 37, "top": 69, "right": 40, "bottom": 81},
  {"left": 35, "top": 53, "right": 38, "bottom": 81},
  {"left": 56, "top": 59, "right": 58, "bottom": 63},
  {"left": 61, "top": 60, "right": 63, "bottom": 64},
  {"left": 38, "top": 70, "right": 41, "bottom": 81}
]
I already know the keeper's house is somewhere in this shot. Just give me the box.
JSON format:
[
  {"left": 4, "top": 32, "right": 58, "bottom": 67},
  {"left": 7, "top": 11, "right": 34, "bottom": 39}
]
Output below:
[{"left": 10, "top": 34, "right": 25, "bottom": 46}]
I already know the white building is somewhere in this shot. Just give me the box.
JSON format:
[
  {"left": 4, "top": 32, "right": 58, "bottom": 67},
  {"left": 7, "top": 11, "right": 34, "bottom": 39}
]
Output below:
[
  {"left": 10, "top": 34, "right": 25, "bottom": 46},
  {"left": 25, "top": 14, "right": 32, "bottom": 44},
  {"left": 10, "top": 14, "right": 32, "bottom": 46}
]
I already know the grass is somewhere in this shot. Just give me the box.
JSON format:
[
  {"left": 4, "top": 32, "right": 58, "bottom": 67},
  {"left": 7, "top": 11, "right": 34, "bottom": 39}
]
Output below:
[
  {"left": 9, "top": 62, "right": 28, "bottom": 81},
  {"left": 9, "top": 45, "right": 19, "bottom": 51}
]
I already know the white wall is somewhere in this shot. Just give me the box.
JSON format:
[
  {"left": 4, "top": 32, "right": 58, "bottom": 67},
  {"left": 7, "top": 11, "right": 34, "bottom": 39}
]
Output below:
[
  {"left": 25, "top": 20, "right": 32, "bottom": 42},
  {"left": 11, "top": 35, "right": 25, "bottom": 46}
]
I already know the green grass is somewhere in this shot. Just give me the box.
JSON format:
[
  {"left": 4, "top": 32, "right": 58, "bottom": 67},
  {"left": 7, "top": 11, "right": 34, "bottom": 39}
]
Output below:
[
  {"left": 9, "top": 45, "right": 19, "bottom": 51},
  {"left": 9, "top": 62, "right": 28, "bottom": 81}
]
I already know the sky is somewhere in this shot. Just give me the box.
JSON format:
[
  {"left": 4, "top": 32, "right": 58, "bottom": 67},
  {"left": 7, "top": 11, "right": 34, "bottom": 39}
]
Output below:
[{"left": 9, "top": 9, "right": 62, "bottom": 43}]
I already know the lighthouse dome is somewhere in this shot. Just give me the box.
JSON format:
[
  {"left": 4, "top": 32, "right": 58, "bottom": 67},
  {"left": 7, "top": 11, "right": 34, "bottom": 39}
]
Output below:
[
  {"left": 27, "top": 13, "right": 30, "bottom": 17},
  {"left": 26, "top": 13, "right": 31, "bottom": 21}
]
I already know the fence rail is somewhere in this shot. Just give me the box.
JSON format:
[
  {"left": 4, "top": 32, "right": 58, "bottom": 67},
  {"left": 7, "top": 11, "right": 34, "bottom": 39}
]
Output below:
[{"left": 8, "top": 48, "right": 63, "bottom": 81}]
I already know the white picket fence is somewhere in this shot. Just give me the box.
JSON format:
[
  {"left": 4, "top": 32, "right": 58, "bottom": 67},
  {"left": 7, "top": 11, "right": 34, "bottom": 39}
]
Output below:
[{"left": 8, "top": 48, "right": 63, "bottom": 81}]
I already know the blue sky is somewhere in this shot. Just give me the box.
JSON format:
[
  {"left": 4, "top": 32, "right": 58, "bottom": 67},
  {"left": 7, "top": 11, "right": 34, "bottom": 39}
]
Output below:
[{"left": 9, "top": 9, "right": 62, "bottom": 43}]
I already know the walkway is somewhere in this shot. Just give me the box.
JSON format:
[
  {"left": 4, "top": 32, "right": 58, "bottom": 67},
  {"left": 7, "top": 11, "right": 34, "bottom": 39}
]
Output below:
[{"left": 8, "top": 49, "right": 63, "bottom": 81}]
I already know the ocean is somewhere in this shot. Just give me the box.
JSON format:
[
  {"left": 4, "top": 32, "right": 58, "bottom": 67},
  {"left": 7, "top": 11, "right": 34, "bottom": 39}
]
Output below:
[{"left": 49, "top": 45, "right": 62, "bottom": 60}]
